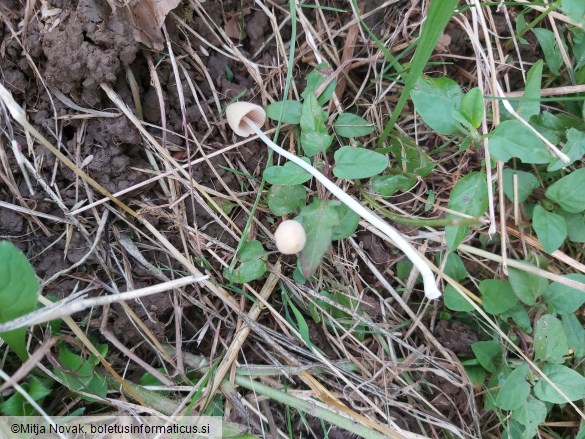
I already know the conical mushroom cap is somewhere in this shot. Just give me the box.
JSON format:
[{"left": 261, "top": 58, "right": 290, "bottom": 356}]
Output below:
[{"left": 226, "top": 102, "right": 266, "bottom": 137}]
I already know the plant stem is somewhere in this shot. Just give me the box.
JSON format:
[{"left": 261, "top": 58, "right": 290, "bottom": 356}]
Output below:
[{"left": 245, "top": 118, "right": 441, "bottom": 299}]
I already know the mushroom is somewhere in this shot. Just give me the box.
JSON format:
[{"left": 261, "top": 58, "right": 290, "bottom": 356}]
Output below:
[
  {"left": 274, "top": 220, "right": 306, "bottom": 254},
  {"left": 226, "top": 102, "right": 441, "bottom": 300}
]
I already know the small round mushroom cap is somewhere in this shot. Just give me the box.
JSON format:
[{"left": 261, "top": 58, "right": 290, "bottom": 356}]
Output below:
[
  {"left": 274, "top": 220, "right": 306, "bottom": 255},
  {"left": 226, "top": 102, "right": 266, "bottom": 137}
]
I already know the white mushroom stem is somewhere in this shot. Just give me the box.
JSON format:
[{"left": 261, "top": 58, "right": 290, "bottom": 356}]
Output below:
[{"left": 244, "top": 117, "right": 441, "bottom": 300}]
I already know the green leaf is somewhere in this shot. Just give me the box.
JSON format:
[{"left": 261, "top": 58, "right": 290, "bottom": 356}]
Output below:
[
  {"left": 0, "top": 241, "right": 40, "bottom": 361},
  {"left": 54, "top": 346, "right": 108, "bottom": 401},
  {"left": 488, "top": 120, "right": 553, "bottom": 164},
  {"left": 265, "top": 100, "right": 303, "bottom": 124},
  {"left": 501, "top": 169, "right": 540, "bottom": 203},
  {"left": 302, "top": 64, "right": 336, "bottom": 106},
  {"left": 532, "top": 28, "right": 563, "bottom": 76},
  {"left": 331, "top": 204, "right": 360, "bottom": 240},
  {"left": 460, "top": 87, "right": 484, "bottom": 129},
  {"left": 542, "top": 273, "right": 585, "bottom": 314},
  {"left": 0, "top": 377, "right": 51, "bottom": 416},
  {"left": 284, "top": 293, "right": 314, "bottom": 349},
  {"left": 224, "top": 240, "right": 267, "bottom": 284},
  {"left": 369, "top": 174, "right": 416, "bottom": 197},
  {"left": 533, "top": 363, "right": 585, "bottom": 403},
  {"left": 495, "top": 363, "right": 530, "bottom": 410},
  {"left": 296, "top": 199, "right": 340, "bottom": 278},
  {"left": 480, "top": 279, "right": 518, "bottom": 314},
  {"left": 545, "top": 168, "right": 585, "bottom": 213},
  {"left": 512, "top": 399, "right": 547, "bottom": 439},
  {"left": 561, "top": 211, "right": 585, "bottom": 243},
  {"left": 266, "top": 184, "right": 307, "bottom": 216},
  {"left": 444, "top": 284, "right": 474, "bottom": 312},
  {"left": 532, "top": 205, "right": 567, "bottom": 253},
  {"left": 333, "top": 113, "right": 375, "bottom": 138},
  {"left": 445, "top": 172, "right": 488, "bottom": 250},
  {"left": 547, "top": 128, "right": 585, "bottom": 172},
  {"left": 436, "top": 252, "right": 468, "bottom": 281},
  {"left": 387, "top": 137, "right": 435, "bottom": 177},
  {"left": 508, "top": 267, "right": 548, "bottom": 305},
  {"left": 263, "top": 157, "right": 312, "bottom": 185},
  {"left": 562, "top": 313, "right": 585, "bottom": 360},
  {"left": 410, "top": 76, "right": 464, "bottom": 135},
  {"left": 300, "top": 92, "right": 333, "bottom": 157},
  {"left": 500, "top": 303, "right": 532, "bottom": 333},
  {"left": 534, "top": 314, "right": 568, "bottom": 363},
  {"left": 471, "top": 340, "right": 503, "bottom": 373},
  {"left": 300, "top": 131, "right": 334, "bottom": 158},
  {"left": 333, "top": 146, "right": 388, "bottom": 179},
  {"left": 562, "top": 0, "right": 585, "bottom": 27},
  {"left": 517, "top": 60, "right": 543, "bottom": 119}
]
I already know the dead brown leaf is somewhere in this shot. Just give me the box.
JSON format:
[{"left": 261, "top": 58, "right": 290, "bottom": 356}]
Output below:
[{"left": 119, "top": 0, "right": 181, "bottom": 50}]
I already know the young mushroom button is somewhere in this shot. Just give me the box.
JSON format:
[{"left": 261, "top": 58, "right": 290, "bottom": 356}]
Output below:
[
  {"left": 274, "top": 220, "right": 306, "bottom": 255},
  {"left": 225, "top": 101, "right": 442, "bottom": 300}
]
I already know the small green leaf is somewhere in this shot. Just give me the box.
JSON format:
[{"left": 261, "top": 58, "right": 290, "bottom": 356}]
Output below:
[
  {"left": 444, "top": 284, "right": 474, "bottom": 312},
  {"left": 0, "top": 241, "right": 40, "bottom": 361},
  {"left": 495, "top": 363, "right": 530, "bottom": 410},
  {"left": 480, "top": 279, "right": 518, "bottom": 314},
  {"left": 533, "top": 363, "right": 585, "bottom": 403},
  {"left": 500, "top": 303, "right": 532, "bottom": 333},
  {"left": 296, "top": 199, "right": 340, "bottom": 278},
  {"left": 512, "top": 399, "right": 547, "bottom": 439},
  {"left": 516, "top": 60, "right": 543, "bottom": 119},
  {"left": 460, "top": 87, "right": 484, "bottom": 129},
  {"left": 545, "top": 168, "right": 585, "bottom": 213},
  {"left": 263, "top": 158, "right": 312, "bottom": 185},
  {"left": 547, "top": 128, "right": 585, "bottom": 172},
  {"left": 508, "top": 267, "right": 548, "bottom": 305},
  {"left": 333, "top": 146, "right": 388, "bottom": 179},
  {"left": 445, "top": 172, "right": 488, "bottom": 250},
  {"left": 501, "top": 169, "right": 539, "bottom": 203},
  {"left": 532, "top": 28, "right": 563, "bottom": 76},
  {"left": 369, "top": 174, "right": 416, "bottom": 196},
  {"left": 436, "top": 252, "right": 468, "bottom": 281},
  {"left": 224, "top": 241, "right": 267, "bottom": 284},
  {"left": 265, "top": 100, "right": 303, "bottom": 124},
  {"left": 266, "top": 184, "right": 307, "bottom": 216},
  {"left": 561, "top": 211, "right": 585, "bottom": 243},
  {"left": 387, "top": 137, "right": 435, "bottom": 177},
  {"left": 300, "top": 131, "right": 334, "bottom": 158},
  {"left": 472, "top": 341, "right": 503, "bottom": 373},
  {"left": 562, "top": 313, "right": 585, "bottom": 360},
  {"left": 410, "top": 76, "right": 464, "bottom": 135},
  {"left": 333, "top": 113, "right": 375, "bottom": 138},
  {"left": 534, "top": 314, "right": 568, "bottom": 363},
  {"left": 532, "top": 205, "right": 567, "bottom": 253},
  {"left": 302, "top": 64, "right": 336, "bottom": 105},
  {"left": 562, "top": 0, "right": 585, "bottom": 27},
  {"left": 331, "top": 204, "right": 360, "bottom": 240},
  {"left": 542, "top": 273, "right": 585, "bottom": 314},
  {"left": 488, "top": 120, "right": 553, "bottom": 164}
]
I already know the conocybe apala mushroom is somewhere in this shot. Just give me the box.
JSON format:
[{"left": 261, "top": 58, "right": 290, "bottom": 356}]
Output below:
[{"left": 226, "top": 102, "right": 441, "bottom": 300}]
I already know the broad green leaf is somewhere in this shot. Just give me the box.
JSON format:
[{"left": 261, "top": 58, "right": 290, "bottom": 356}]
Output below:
[
  {"left": 463, "top": 365, "right": 486, "bottom": 387},
  {"left": 484, "top": 366, "right": 511, "bottom": 411},
  {"left": 410, "top": 76, "right": 464, "bottom": 135},
  {"left": 444, "top": 284, "right": 474, "bottom": 312},
  {"left": 266, "top": 184, "right": 307, "bottom": 216},
  {"left": 331, "top": 204, "right": 360, "bottom": 240},
  {"left": 533, "top": 28, "right": 563, "bottom": 76},
  {"left": 517, "top": 60, "right": 543, "bottom": 119},
  {"left": 55, "top": 346, "right": 108, "bottom": 401},
  {"left": 436, "top": 252, "right": 468, "bottom": 281},
  {"left": 546, "top": 168, "right": 585, "bottom": 213},
  {"left": 333, "top": 146, "right": 388, "bottom": 179},
  {"left": 573, "top": 28, "right": 585, "bottom": 70},
  {"left": 460, "top": 87, "right": 484, "bottom": 129},
  {"left": 296, "top": 199, "right": 340, "bottom": 278},
  {"left": 265, "top": 100, "right": 303, "bottom": 124},
  {"left": 300, "top": 92, "right": 333, "bottom": 157},
  {"left": 0, "top": 377, "right": 52, "bottom": 416},
  {"left": 495, "top": 363, "right": 530, "bottom": 410},
  {"left": 533, "top": 363, "right": 585, "bottom": 403},
  {"left": 445, "top": 172, "right": 488, "bottom": 250},
  {"left": 480, "top": 279, "right": 518, "bottom": 314},
  {"left": 543, "top": 273, "right": 585, "bottom": 314},
  {"left": 547, "top": 128, "right": 585, "bottom": 171},
  {"left": 500, "top": 303, "right": 532, "bottom": 333},
  {"left": 512, "top": 399, "right": 547, "bottom": 439},
  {"left": 488, "top": 120, "right": 553, "bottom": 164},
  {"left": 333, "top": 113, "right": 375, "bottom": 138},
  {"left": 534, "top": 314, "right": 568, "bottom": 363},
  {"left": 224, "top": 240, "right": 267, "bottom": 284},
  {"left": 472, "top": 341, "right": 503, "bottom": 373},
  {"left": 300, "top": 131, "right": 333, "bottom": 157},
  {"left": 369, "top": 174, "right": 416, "bottom": 197},
  {"left": 561, "top": 211, "right": 585, "bottom": 243},
  {"left": 562, "top": 313, "right": 585, "bottom": 360},
  {"left": 263, "top": 157, "right": 312, "bottom": 185},
  {"left": 562, "top": 0, "right": 585, "bottom": 27},
  {"left": 0, "top": 241, "right": 40, "bottom": 361},
  {"left": 508, "top": 267, "right": 548, "bottom": 305},
  {"left": 301, "top": 64, "right": 336, "bottom": 105},
  {"left": 532, "top": 205, "right": 567, "bottom": 253},
  {"left": 387, "top": 137, "right": 435, "bottom": 177},
  {"left": 502, "top": 169, "right": 539, "bottom": 203}
]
